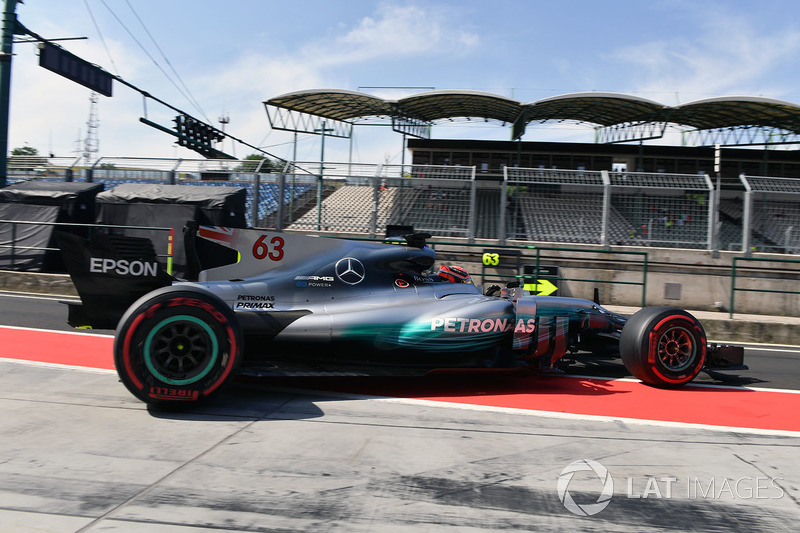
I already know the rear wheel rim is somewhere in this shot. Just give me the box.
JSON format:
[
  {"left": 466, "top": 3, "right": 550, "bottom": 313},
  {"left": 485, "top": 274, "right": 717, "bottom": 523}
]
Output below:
[
  {"left": 144, "top": 315, "right": 219, "bottom": 385},
  {"left": 656, "top": 325, "right": 695, "bottom": 372}
]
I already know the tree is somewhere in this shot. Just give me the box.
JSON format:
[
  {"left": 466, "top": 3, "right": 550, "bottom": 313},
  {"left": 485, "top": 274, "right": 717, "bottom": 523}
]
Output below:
[
  {"left": 235, "top": 153, "right": 280, "bottom": 173},
  {"left": 8, "top": 146, "right": 47, "bottom": 171},
  {"left": 10, "top": 146, "right": 39, "bottom": 156}
]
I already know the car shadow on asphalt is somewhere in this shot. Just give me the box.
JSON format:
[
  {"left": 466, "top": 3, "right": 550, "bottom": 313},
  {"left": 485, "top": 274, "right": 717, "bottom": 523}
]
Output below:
[
  {"left": 144, "top": 362, "right": 770, "bottom": 422},
  {"left": 145, "top": 380, "right": 327, "bottom": 422}
]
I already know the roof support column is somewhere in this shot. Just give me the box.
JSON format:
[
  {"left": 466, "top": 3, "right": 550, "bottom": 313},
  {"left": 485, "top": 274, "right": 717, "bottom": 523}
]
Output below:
[{"left": 600, "top": 170, "right": 610, "bottom": 248}]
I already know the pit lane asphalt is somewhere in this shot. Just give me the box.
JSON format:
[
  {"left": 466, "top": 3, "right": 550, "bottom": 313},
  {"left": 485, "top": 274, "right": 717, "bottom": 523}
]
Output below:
[{"left": 2, "top": 291, "right": 800, "bottom": 531}]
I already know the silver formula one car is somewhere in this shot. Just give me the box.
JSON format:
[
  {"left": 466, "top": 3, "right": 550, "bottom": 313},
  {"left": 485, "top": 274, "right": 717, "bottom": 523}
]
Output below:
[{"left": 56, "top": 226, "right": 744, "bottom": 406}]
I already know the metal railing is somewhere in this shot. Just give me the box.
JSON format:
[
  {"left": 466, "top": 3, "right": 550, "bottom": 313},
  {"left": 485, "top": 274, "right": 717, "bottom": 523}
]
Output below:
[
  {"left": 504, "top": 168, "right": 714, "bottom": 249},
  {"left": 0, "top": 220, "right": 176, "bottom": 273},
  {"left": 528, "top": 246, "right": 648, "bottom": 307},
  {"left": 275, "top": 162, "right": 477, "bottom": 237},
  {"left": 739, "top": 174, "right": 800, "bottom": 255},
  {"left": 4, "top": 157, "right": 800, "bottom": 257},
  {"left": 729, "top": 256, "right": 800, "bottom": 318}
]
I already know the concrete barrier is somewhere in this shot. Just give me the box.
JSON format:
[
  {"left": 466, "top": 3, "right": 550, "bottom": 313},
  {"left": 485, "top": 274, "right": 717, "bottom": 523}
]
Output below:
[
  {"left": 0, "top": 271, "right": 78, "bottom": 297},
  {"left": 607, "top": 305, "right": 800, "bottom": 346},
  {"left": 2, "top": 269, "right": 796, "bottom": 346}
]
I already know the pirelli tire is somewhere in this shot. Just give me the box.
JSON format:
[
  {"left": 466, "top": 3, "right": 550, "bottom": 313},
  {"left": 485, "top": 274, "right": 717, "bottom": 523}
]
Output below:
[
  {"left": 113, "top": 286, "right": 243, "bottom": 406},
  {"left": 619, "top": 307, "right": 707, "bottom": 388}
]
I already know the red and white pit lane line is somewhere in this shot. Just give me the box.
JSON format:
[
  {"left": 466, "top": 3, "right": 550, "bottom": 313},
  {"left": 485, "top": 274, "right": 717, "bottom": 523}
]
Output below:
[{"left": 2, "top": 325, "right": 800, "bottom": 436}]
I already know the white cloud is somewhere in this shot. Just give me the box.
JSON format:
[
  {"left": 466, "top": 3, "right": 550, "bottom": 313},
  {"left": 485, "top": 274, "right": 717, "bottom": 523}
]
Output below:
[
  {"left": 185, "top": 3, "right": 483, "bottom": 161},
  {"left": 309, "top": 3, "right": 480, "bottom": 67},
  {"left": 612, "top": 11, "right": 800, "bottom": 103},
  {"left": 7, "top": 2, "right": 485, "bottom": 161}
]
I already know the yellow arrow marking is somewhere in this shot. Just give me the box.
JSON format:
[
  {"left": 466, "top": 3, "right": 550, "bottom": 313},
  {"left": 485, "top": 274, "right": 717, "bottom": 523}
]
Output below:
[{"left": 522, "top": 279, "right": 558, "bottom": 296}]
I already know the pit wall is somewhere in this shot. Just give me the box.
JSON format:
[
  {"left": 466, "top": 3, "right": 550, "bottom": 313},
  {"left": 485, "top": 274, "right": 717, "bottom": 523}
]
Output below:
[
  {"left": 1, "top": 232, "right": 797, "bottom": 318},
  {"left": 438, "top": 240, "right": 800, "bottom": 317}
]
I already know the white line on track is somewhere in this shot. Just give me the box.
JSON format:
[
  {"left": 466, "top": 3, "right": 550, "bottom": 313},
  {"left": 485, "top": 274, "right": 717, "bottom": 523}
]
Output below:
[
  {"left": 0, "top": 290, "right": 80, "bottom": 302},
  {"left": 0, "top": 357, "right": 115, "bottom": 374},
  {"left": 709, "top": 339, "right": 800, "bottom": 351},
  {"left": 0, "top": 324, "right": 114, "bottom": 338},
  {"left": 2, "top": 357, "right": 798, "bottom": 438},
  {"left": 264, "top": 385, "right": 800, "bottom": 438},
  {"left": 562, "top": 373, "right": 800, "bottom": 394}
]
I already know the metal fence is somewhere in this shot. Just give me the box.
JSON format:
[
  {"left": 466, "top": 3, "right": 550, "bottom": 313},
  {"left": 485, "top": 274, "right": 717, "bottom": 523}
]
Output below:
[
  {"left": 504, "top": 168, "right": 714, "bottom": 249},
  {"left": 609, "top": 171, "right": 714, "bottom": 249},
  {"left": 5, "top": 156, "right": 289, "bottom": 228},
  {"left": 739, "top": 175, "right": 800, "bottom": 254},
  {"left": 277, "top": 162, "right": 476, "bottom": 237},
  {"left": 505, "top": 168, "right": 608, "bottom": 244},
  {"left": 4, "top": 156, "right": 800, "bottom": 255}
]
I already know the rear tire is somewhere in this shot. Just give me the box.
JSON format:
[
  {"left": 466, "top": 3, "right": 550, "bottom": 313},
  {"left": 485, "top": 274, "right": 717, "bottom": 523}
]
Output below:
[
  {"left": 114, "top": 286, "right": 242, "bottom": 406},
  {"left": 620, "top": 307, "right": 706, "bottom": 387}
]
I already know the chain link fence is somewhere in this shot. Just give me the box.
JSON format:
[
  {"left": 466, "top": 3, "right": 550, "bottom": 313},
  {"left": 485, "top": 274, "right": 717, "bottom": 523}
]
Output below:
[
  {"left": 504, "top": 168, "right": 714, "bottom": 249},
  {"left": 4, "top": 156, "right": 800, "bottom": 255},
  {"left": 279, "top": 162, "right": 476, "bottom": 237},
  {"left": 608, "top": 172, "right": 713, "bottom": 249},
  {"left": 505, "top": 168, "right": 608, "bottom": 244},
  {"left": 740, "top": 175, "right": 800, "bottom": 254},
  {"left": 6, "top": 156, "right": 83, "bottom": 183},
  {"left": 3, "top": 156, "right": 296, "bottom": 228}
]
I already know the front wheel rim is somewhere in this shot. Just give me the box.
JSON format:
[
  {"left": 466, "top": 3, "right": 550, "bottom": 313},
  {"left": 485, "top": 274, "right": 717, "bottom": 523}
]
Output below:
[{"left": 656, "top": 326, "right": 696, "bottom": 372}]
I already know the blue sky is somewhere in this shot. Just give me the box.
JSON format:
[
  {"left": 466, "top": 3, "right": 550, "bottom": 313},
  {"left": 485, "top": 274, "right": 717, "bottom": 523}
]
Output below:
[{"left": 7, "top": 0, "right": 800, "bottom": 163}]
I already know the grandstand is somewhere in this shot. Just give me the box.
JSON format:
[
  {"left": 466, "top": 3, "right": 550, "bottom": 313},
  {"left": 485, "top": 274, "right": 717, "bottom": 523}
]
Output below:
[
  {"left": 610, "top": 193, "right": 709, "bottom": 248},
  {"left": 287, "top": 185, "right": 396, "bottom": 233},
  {"left": 4, "top": 156, "right": 800, "bottom": 255},
  {"left": 734, "top": 199, "right": 800, "bottom": 253},
  {"left": 386, "top": 185, "right": 472, "bottom": 237},
  {"left": 513, "top": 191, "right": 629, "bottom": 244},
  {"left": 475, "top": 188, "right": 501, "bottom": 240}
]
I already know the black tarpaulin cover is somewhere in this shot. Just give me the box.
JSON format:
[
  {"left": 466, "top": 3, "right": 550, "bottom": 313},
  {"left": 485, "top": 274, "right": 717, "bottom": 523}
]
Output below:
[
  {"left": 0, "top": 203, "right": 60, "bottom": 270},
  {"left": 96, "top": 183, "right": 245, "bottom": 211},
  {"left": 0, "top": 181, "right": 104, "bottom": 206},
  {"left": 95, "top": 183, "right": 247, "bottom": 277},
  {"left": 0, "top": 181, "right": 105, "bottom": 271}
]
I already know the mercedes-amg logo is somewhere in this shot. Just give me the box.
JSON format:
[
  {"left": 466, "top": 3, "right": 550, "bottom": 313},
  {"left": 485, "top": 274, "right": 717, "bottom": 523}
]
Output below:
[{"left": 335, "top": 257, "right": 366, "bottom": 285}]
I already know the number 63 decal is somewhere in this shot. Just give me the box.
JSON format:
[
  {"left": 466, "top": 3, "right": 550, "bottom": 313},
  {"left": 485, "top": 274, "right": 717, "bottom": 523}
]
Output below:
[
  {"left": 252, "top": 235, "right": 285, "bottom": 261},
  {"left": 482, "top": 252, "right": 500, "bottom": 266}
]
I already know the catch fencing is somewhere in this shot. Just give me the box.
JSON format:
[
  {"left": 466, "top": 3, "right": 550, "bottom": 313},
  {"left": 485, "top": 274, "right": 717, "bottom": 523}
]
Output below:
[
  {"left": 278, "top": 162, "right": 476, "bottom": 237},
  {"left": 504, "top": 168, "right": 714, "bottom": 249},
  {"left": 738, "top": 175, "right": 800, "bottom": 254},
  {"left": 4, "top": 155, "right": 800, "bottom": 255}
]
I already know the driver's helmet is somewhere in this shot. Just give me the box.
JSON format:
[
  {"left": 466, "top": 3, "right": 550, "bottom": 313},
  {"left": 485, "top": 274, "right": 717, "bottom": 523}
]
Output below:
[{"left": 437, "top": 264, "right": 472, "bottom": 284}]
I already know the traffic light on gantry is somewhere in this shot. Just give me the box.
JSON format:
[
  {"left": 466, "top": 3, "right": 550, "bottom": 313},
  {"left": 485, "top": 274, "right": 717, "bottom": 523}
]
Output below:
[{"left": 173, "top": 114, "right": 226, "bottom": 157}]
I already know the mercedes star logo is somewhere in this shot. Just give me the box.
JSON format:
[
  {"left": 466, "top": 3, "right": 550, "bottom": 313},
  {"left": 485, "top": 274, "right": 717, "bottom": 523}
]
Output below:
[{"left": 335, "top": 257, "right": 366, "bottom": 285}]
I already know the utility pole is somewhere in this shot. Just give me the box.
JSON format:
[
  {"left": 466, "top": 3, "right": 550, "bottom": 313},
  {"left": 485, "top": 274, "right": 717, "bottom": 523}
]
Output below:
[
  {"left": 218, "top": 112, "right": 229, "bottom": 154},
  {"left": 83, "top": 92, "right": 99, "bottom": 165},
  {"left": 313, "top": 120, "right": 333, "bottom": 231},
  {"left": 0, "top": 0, "right": 20, "bottom": 188}
]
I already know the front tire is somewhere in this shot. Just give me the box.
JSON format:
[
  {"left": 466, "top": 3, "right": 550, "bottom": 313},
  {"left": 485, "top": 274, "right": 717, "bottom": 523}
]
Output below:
[
  {"left": 114, "top": 286, "right": 242, "bottom": 406},
  {"left": 620, "top": 307, "right": 706, "bottom": 387}
]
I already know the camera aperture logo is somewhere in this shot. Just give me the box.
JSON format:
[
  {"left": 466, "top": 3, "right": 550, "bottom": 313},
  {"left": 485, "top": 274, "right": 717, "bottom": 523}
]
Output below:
[
  {"left": 557, "top": 459, "right": 614, "bottom": 516},
  {"left": 557, "top": 459, "right": 785, "bottom": 517}
]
